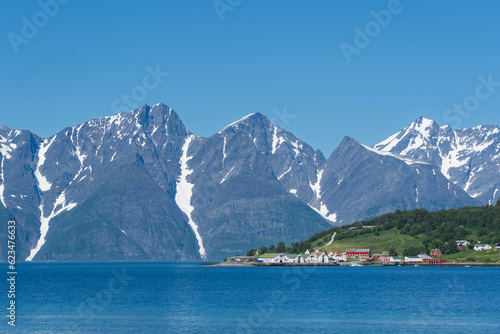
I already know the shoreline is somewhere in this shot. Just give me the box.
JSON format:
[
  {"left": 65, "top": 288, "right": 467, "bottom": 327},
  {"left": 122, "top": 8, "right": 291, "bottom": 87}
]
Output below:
[{"left": 202, "top": 262, "right": 500, "bottom": 267}]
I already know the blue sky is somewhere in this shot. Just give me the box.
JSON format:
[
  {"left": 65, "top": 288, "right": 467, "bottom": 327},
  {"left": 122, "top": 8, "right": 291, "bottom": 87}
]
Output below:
[{"left": 1, "top": 0, "right": 499, "bottom": 155}]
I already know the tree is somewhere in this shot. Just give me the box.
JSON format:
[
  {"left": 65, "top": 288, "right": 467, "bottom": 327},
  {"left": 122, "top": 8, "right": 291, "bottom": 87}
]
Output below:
[
  {"left": 246, "top": 249, "right": 257, "bottom": 257},
  {"left": 388, "top": 246, "right": 397, "bottom": 256},
  {"left": 269, "top": 245, "right": 275, "bottom": 251},
  {"left": 275, "top": 242, "right": 286, "bottom": 253},
  {"left": 496, "top": 198, "right": 500, "bottom": 207},
  {"left": 259, "top": 246, "right": 268, "bottom": 254}
]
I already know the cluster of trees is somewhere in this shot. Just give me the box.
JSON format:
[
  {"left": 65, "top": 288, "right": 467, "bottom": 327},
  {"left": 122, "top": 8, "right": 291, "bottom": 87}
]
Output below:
[
  {"left": 245, "top": 200, "right": 500, "bottom": 257},
  {"left": 246, "top": 242, "right": 287, "bottom": 256}
]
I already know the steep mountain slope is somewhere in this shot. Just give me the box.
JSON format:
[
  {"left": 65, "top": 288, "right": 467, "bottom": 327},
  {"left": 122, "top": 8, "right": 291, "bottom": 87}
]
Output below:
[
  {"left": 318, "top": 137, "right": 480, "bottom": 224},
  {"left": 214, "top": 113, "right": 334, "bottom": 222},
  {"left": 27, "top": 104, "right": 201, "bottom": 261},
  {"left": 185, "top": 115, "right": 331, "bottom": 259},
  {"left": 374, "top": 117, "right": 500, "bottom": 204}
]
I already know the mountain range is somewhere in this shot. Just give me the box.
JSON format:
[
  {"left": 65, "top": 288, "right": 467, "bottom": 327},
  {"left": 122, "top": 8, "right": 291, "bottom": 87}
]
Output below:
[{"left": 0, "top": 104, "right": 497, "bottom": 261}]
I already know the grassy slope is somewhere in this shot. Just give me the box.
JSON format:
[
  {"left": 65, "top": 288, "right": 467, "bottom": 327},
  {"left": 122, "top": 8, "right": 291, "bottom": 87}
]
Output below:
[
  {"left": 312, "top": 228, "right": 423, "bottom": 255},
  {"left": 310, "top": 228, "right": 500, "bottom": 263},
  {"left": 445, "top": 248, "right": 500, "bottom": 263}
]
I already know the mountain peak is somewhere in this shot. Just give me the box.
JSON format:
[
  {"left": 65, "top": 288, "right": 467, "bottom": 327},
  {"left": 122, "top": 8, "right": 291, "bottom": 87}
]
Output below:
[
  {"left": 218, "top": 112, "right": 270, "bottom": 134},
  {"left": 408, "top": 117, "right": 439, "bottom": 135}
]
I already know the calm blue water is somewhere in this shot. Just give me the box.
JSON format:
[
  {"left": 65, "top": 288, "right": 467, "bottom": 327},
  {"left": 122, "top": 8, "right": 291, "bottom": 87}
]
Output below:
[{"left": 2, "top": 263, "right": 499, "bottom": 333}]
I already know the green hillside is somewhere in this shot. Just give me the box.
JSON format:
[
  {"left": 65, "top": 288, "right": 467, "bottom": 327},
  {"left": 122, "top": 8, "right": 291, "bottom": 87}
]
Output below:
[{"left": 247, "top": 200, "right": 500, "bottom": 263}]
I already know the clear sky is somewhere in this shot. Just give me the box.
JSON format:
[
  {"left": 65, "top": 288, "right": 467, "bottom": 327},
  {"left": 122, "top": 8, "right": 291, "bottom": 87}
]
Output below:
[{"left": 1, "top": 0, "right": 499, "bottom": 156}]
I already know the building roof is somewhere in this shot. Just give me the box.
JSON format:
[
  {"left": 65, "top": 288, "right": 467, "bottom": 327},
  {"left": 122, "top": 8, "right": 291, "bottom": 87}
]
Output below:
[
  {"left": 346, "top": 249, "right": 370, "bottom": 252},
  {"left": 475, "top": 244, "right": 489, "bottom": 247},
  {"left": 258, "top": 253, "right": 281, "bottom": 258},
  {"left": 287, "top": 254, "right": 299, "bottom": 259}
]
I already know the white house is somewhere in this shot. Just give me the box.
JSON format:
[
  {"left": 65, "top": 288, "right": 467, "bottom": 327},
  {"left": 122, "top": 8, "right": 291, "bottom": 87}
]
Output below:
[
  {"left": 329, "top": 252, "right": 347, "bottom": 262},
  {"left": 390, "top": 256, "right": 402, "bottom": 264},
  {"left": 305, "top": 249, "right": 311, "bottom": 255},
  {"left": 474, "top": 244, "right": 492, "bottom": 251},
  {"left": 318, "top": 252, "right": 329, "bottom": 263},
  {"left": 287, "top": 254, "right": 303, "bottom": 263},
  {"left": 306, "top": 254, "right": 318, "bottom": 263},
  {"left": 456, "top": 240, "right": 470, "bottom": 247}
]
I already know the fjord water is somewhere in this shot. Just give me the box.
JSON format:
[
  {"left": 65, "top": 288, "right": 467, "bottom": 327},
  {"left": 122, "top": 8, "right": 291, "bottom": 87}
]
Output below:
[{"left": 6, "top": 263, "right": 499, "bottom": 333}]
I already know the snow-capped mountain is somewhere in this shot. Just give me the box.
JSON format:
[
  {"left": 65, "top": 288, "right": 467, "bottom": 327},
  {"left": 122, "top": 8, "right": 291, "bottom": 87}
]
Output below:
[
  {"left": 0, "top": 106, "right": 493, "bottom": 261},
  {"left": 374, "top": 117, "right": 500, "bottom": 205}
]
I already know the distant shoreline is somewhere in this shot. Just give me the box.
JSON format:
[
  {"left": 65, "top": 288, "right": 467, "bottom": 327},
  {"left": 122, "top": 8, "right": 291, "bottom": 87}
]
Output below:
[{"left": 203, "top": 262, "right": 500, "bottom": 267}]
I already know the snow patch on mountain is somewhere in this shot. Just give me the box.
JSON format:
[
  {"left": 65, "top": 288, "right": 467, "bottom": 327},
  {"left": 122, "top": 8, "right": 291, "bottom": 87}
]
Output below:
[
  {"left": 309, "top": 169, "right": 337, "bottom": 223},
  {"left": 222, "top": 136, "right": 227, "bottom": 167},
  {"left": 26, "top": 191, "right": 77, "bottom": 261},
  {"left": 35, "top": 137, "right": 57, "bottom": 192},
  {"left": 272, "top": 126, "right": 285, "bottom": 154},
  {"left": 0, "top": 157, "right": 6, "bottom": 208},
  {"left": 360, "top": 142, "right": 428, "bottom": 166},
  {"left": 220, "top": 166, "right": 236, "bottom": 184},
  {"left": 175, "top": 135, "right": 206, "bottom": 258}
]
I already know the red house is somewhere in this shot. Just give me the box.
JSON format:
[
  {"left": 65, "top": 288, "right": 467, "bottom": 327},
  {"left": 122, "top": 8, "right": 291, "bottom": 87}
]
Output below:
[
  {"left": 425, "top": 258, "right": 447, "bottom": 264},
  {"left": 346, "top": 249, "right": 370, "bottom": 258},
  {"left": 430, "top": 248, "right": 441, "bottom": 257}
]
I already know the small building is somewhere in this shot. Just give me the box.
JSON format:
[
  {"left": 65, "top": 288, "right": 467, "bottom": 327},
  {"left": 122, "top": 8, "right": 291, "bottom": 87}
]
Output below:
[
  {"left": 474, "top": 244, "right": 492, "bottom": 251},
  {"left": 305, "top": 249, "right": 312, "bottom": 255},
  {"left": 378, "top": 257, "right": 391, "bottom": 263},
  {"left": 287, "top": 254, "right": 301, "bottom": 263},
  {"left": 425, "top": 258, "right": 448, "bottom": 264},
  {"left": 430, "top": 249, "right": 441, "bottom": 257},
  {"left": 329, "top": 252, "right": 347, "bottom": 262},
  {"left": 306, "top": 254, "right": 318, "bottom": 263},
  {"left": 456, "top": 240, "right": 470, "bottom": 247},
  {"left": 346, "top": 249, "right": 370, "bottom": 258},
  {"left": 404, "top": 256, "right": 425, "bottom": 264},
  {"left": 257, "top": 253, "right": 281, "bottom": 263},
  {"left": 373, "top": 251, "right": 390, "bottom": 259},
  {"left": 496, "top": 243, "right": 500, "bottom": 250},
  {"left": 417, "top": 253, "right": 432, "bottom": 260},
  {"left": 317, "top": 252, "right": 329, "bottom": 263},
  {"left": 390, "top": 256, "right": 401, "bottom": 264}
]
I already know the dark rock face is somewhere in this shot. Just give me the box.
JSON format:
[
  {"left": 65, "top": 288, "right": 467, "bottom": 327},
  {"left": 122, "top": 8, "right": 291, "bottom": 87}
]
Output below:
[
  {"left": 0, "top": 107, "right": 491, "bottom": 261},
  {"left": 319, "top": 137, "right": 480, "bottom": 224}
]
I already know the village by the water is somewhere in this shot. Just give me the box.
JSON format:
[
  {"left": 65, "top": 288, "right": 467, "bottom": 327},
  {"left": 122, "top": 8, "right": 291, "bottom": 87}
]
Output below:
[{"left": 222, "top": 241, "right": 500, "bottom": 266}]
